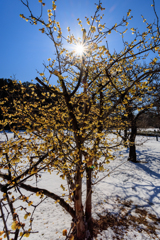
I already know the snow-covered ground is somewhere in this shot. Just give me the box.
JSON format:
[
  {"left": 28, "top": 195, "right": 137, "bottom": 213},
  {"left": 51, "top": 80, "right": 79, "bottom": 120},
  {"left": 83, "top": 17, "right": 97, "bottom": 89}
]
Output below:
[
  {"left": 0, "top": 132, "right": 160, "bottom": 239},
  {"left": 138, "top": 128, "right": 160, "bottom": 132},
  {"left": 93, "top": 135, "right": 160, "bottom": 239}
]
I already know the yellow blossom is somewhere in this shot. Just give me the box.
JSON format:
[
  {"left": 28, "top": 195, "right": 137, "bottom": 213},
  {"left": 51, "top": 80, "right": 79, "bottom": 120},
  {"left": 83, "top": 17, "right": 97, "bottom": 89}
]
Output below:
[
  {"left": 11, "top": 221, "right": 18, "bottom": 230},
  {"left": 24, "top": 232, "right": 30, "bottom": 237},
  {"left": 0, "top": 232, "right": 4, "bottom": 236},
  {"left": 39, "top": 73, "right": 44, "bottom": 76},
  {"left": 62, "top": 229, "right": 67, "bottom": 236}
]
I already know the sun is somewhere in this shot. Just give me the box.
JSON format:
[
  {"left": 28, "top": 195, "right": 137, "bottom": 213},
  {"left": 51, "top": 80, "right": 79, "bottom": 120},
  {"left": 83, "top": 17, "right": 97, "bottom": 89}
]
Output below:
[{"left": 74, "top": 43, "right": 85, "bottom": 56}]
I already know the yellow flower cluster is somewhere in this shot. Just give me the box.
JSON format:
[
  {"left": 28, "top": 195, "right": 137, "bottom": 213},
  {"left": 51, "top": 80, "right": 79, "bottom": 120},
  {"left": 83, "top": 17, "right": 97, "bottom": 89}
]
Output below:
[
  {"left": 19, "top": 14, "right": 25, "bottom": 19},
  {"left": 127, "top": 9, "right": 131, "bottom": 17},
  {"left": 39, "top": 28, "right": 45, "bottom": 33},
  {"left": 24, "top": 212, "right": 31, "bottom": 220},
  {"left": 90, "top": 26, "right": 96, "bottom": 33},
  {"left": 52, "top": 1, "right": 56, "bottom": 11},
  {"left": 11, "top": 221, "right": 25, "bottom": 230}
]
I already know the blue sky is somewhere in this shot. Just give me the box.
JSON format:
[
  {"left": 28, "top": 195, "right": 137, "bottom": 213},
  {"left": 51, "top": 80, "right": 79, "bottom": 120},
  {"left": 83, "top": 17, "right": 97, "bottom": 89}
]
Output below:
[{"left": 0, "top": 0, "right": 160, "bottom": 83}]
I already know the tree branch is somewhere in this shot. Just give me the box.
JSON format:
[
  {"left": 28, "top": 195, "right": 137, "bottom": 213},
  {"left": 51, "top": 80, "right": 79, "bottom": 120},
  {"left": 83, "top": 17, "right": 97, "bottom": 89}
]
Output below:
[{"left": 20, "top": 183, "right": 75, "bottom": 218}]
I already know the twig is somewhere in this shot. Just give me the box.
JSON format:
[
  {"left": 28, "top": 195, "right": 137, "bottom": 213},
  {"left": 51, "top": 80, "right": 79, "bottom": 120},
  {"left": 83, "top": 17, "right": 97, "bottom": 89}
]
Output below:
[
  {"left": 92, "top": 160, "right": 128, "bottom": 185},
  {"left": 0, "top": 200, "right": 10, "bottom": 240}
]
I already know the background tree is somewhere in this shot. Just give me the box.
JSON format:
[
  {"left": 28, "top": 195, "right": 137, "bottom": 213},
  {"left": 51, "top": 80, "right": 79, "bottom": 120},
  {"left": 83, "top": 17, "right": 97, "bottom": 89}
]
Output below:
[
  {"left": 150, "top": 74, "right": 160, "bottom": 128},
  {"left": 114, "top": 63, "right": 160, "bottom": 162},
  {"left": 136, "top": 72, "right": 160, "bottom": 129},
  {"left": 0, "top": 0, "right": 160, "bottom": 239}
]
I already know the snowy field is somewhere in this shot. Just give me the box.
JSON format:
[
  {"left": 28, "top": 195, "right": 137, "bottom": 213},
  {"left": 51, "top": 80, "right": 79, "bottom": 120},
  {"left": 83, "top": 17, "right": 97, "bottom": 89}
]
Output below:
[{"left": 0, "top": 132, "right": 160, "bottom": 239}]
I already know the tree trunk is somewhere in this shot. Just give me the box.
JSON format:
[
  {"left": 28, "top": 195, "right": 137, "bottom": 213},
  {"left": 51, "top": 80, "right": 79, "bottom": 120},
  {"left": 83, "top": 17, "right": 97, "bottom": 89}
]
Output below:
[
  {"left": 74, "top": 154, "right": 85, "bottom": 239},
  {"left": 85, "top": 167, "right": 93, "bottom": 239},
  {"left": 124, "top": 127, "right": 128, "bottom": 147},
  {"left": 128, "top": 122, "right": 137, "bottom": 162},
  {"left": 129, "top": 141, "right": 137, "bottom": 162}
]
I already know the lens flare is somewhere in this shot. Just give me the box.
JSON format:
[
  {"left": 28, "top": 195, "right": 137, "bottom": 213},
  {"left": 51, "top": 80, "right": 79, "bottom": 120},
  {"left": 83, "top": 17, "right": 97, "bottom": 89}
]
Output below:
[{"left": 74, "top": 43, "right": 85, "bottom": 56}]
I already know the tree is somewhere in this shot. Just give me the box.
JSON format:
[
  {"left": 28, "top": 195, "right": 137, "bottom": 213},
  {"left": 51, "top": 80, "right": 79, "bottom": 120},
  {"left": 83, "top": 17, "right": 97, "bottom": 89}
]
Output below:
[
  {"left": 136, "top": 73, "right": 160, "bottom": 129},
  {"left": 0, "top": 0, "right": 160, "bottom": 239},
  {"left": 151, "top": 74, "right": 160, "bottom": 128},
  {"left": 115, "top": 63, "right": 160, "bottom": 162}
]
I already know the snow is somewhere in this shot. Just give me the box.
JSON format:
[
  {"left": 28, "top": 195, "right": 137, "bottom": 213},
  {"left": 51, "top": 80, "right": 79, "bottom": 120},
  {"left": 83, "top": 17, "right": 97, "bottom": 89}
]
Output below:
[
  {"left": 138, "top": 128, "right": 160, "bottom": 132},
  {"left": 0, "top": 132, "right": 160, "bottom": 239},
  {"left": 93, "top": 136, "right": 160, "bottom": 239}
]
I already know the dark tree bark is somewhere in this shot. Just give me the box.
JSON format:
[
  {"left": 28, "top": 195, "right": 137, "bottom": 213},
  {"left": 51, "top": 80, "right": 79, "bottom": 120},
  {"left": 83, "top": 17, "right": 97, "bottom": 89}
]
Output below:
[
  {"left": 128, "top": 118, "right": 137, "bottom": 162},
  {"left": 124, "top": 127, "right": 128, "bottom": 148}
]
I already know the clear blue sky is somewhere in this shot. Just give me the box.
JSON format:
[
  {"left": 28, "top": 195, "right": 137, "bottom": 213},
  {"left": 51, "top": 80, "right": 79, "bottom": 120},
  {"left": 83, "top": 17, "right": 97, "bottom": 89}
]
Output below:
[{"left": 0, "top": 0, "right": 160, "bottom": 83}]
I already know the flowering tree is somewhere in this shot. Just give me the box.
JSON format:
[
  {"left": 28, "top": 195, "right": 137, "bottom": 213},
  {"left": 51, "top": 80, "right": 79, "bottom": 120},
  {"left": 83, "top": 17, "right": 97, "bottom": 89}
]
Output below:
[
  {"left": 113, "top": 63, "right": 160, "bottom": 162},
  {"left": 0, "top": 0, "right": 160, "bottom": 239}
]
